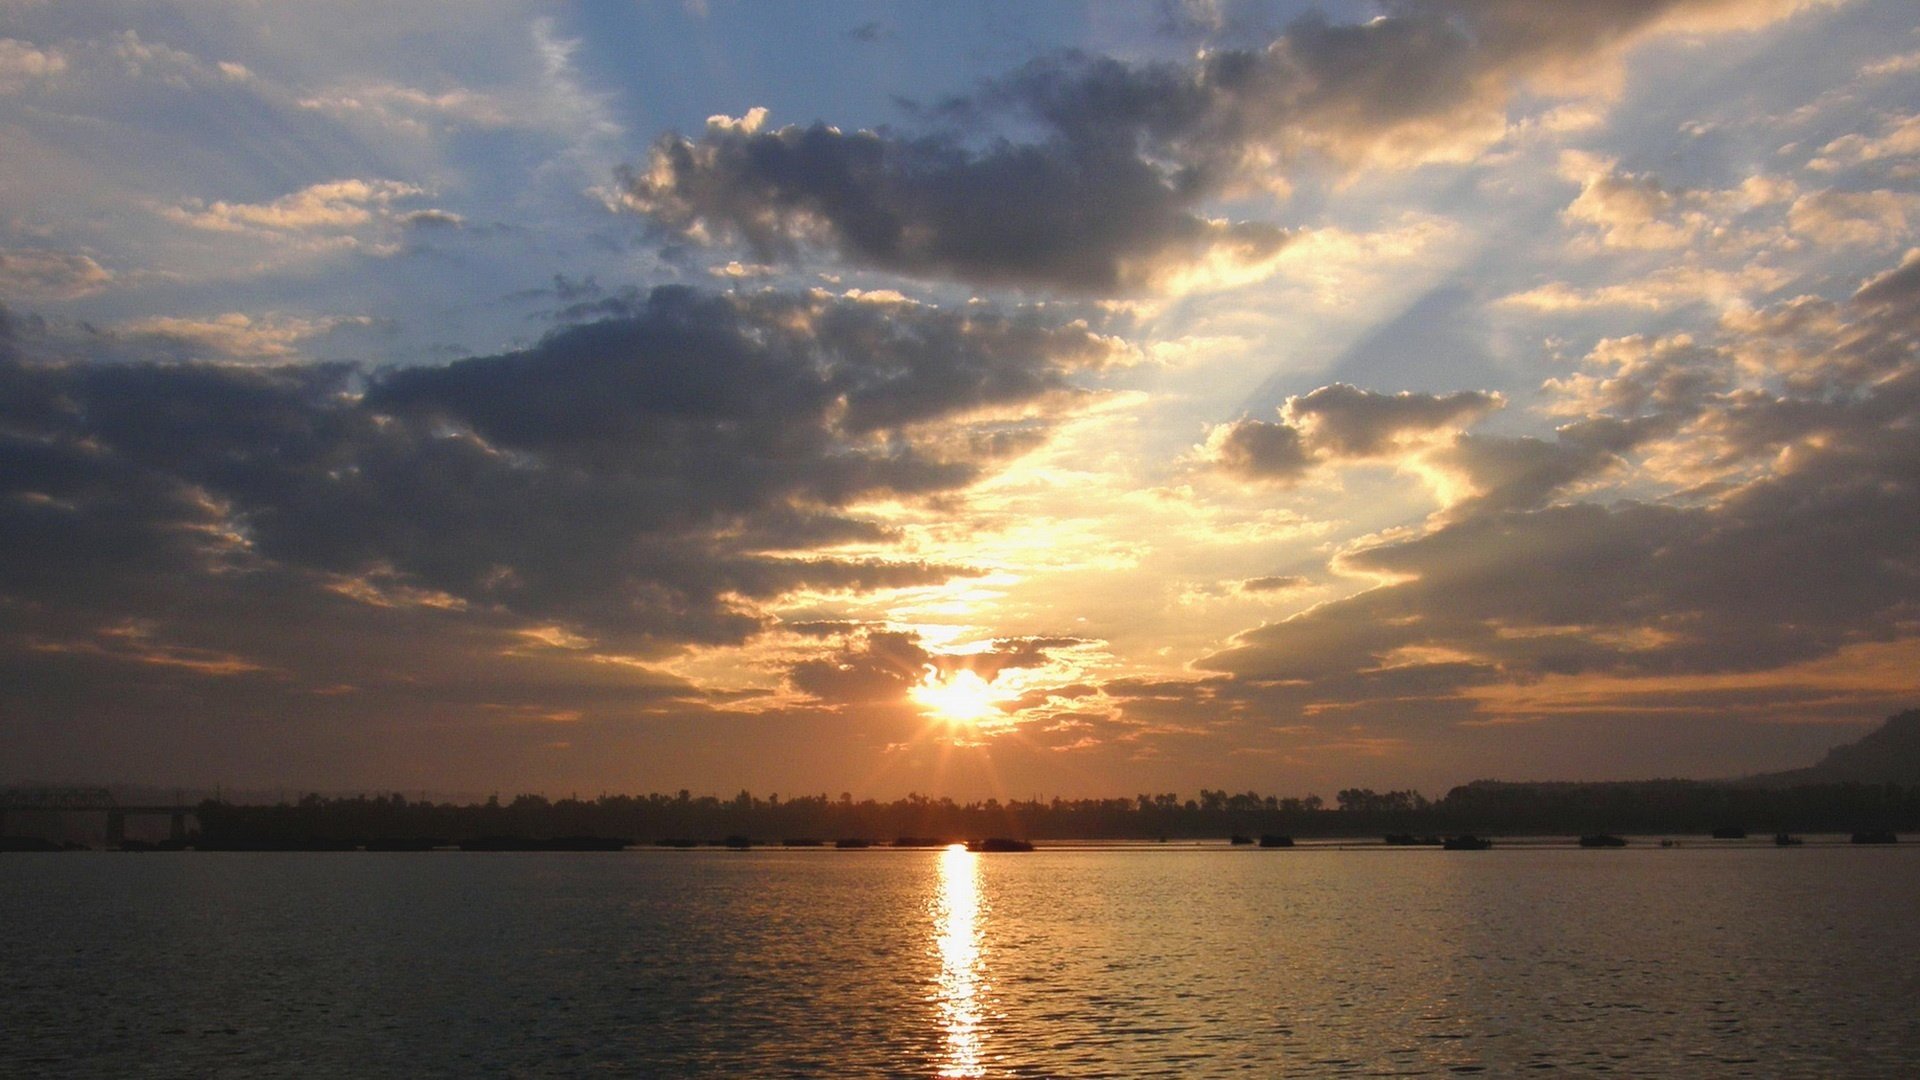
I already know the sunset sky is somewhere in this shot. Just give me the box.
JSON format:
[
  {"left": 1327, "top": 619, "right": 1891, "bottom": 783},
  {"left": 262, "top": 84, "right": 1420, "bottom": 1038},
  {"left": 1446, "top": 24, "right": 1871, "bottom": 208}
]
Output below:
[{"left": 3, "top": 0, "right": 1918, "bottom": 800}]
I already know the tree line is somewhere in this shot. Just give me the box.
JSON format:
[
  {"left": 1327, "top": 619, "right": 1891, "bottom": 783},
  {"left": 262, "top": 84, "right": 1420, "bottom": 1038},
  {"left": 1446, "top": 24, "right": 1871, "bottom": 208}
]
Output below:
[{"left": 189, "top": 779, "right": 1920, "bottom": 845}]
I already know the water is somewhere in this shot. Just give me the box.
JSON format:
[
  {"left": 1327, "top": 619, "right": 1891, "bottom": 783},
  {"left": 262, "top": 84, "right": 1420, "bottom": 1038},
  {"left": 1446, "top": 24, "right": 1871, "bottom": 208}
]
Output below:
[{"left": 4, "top": 844, "right": 1919, "bottom": 1077}]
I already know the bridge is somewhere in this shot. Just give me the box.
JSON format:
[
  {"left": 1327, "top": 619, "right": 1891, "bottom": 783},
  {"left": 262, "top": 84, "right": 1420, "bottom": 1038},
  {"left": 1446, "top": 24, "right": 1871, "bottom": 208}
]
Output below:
[{"left": 0, "top": 786, "right": 197, "bottom": 844}]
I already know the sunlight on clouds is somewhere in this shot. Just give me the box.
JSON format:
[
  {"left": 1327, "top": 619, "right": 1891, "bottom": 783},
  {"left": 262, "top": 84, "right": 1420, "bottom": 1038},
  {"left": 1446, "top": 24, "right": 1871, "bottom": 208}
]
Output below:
[
  {"left": 1499, "top": 263, "right": 1794, "bottom": 313},
  {"left": 116, "top": 311, "right": 373, "bottom": 362},
  {"left": 1464, "top": 639, "right": 1920, "bottom": 722}
]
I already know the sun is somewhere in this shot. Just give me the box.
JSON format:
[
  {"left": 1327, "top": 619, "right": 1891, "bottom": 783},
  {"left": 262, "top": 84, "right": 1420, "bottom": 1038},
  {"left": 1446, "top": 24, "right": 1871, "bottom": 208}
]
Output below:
[{"left": 909, "top": 668, "right": 1008, "bottom": 726}]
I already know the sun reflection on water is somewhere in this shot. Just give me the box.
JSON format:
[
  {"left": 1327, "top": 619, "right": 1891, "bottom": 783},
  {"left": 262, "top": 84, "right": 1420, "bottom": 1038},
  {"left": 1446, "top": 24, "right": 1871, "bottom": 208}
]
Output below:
[{"left": 935, "top": 843, "right": 986, "bottom": 1078}]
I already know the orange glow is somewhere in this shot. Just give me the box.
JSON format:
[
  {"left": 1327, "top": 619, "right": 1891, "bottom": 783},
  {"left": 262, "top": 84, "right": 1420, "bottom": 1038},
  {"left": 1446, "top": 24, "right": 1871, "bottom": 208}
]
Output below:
[
  {"left": 935, "top": 843, "right": 985, "bottom": 1077},
  {"left": 910, "top": 668, "right": 1010, "bottom": 727}
]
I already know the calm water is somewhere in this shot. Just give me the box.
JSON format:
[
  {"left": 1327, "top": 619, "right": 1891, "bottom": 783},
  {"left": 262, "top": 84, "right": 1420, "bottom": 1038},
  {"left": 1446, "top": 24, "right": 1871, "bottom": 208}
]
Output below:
[{"left": 4, "top": 844, "right": 1919, "bottom": 1077}]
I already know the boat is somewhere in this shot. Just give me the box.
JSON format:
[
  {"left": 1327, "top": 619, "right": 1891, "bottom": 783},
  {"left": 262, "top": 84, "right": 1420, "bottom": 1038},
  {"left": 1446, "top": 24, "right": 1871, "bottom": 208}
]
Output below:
[
  {"left": 1773, "top": 833, "right": 1803, "bottom": 846},
  {"left": 1229, "top": 834, "right": 1253, "bottom": 845},
  {"left": 1384, "top": 833, "right": 1442, "bottom": 846},
  {"left": 1258, "top": 834, "right": 1294, "bottom": 848},
  {"left": 458, "top": 836, "right": 630, "bottom": 852},
  {"left": 966, "top": 837, "right": 1034, "bottom": 852},
  {"left": 833, "top": 838, "right": 871, "bottom": 849},
  {"left": 1442, "top": 835, "right": 1493, "bottom": 850},
  {"left": 1710, "top": 826, "right": 1747, "bottom": 840},
  {"left": 361, "top": 837, "right": 444, "bottom": 851},
  {"left": 1577, "top": 834, "right": 1627, "bottom": 848}
]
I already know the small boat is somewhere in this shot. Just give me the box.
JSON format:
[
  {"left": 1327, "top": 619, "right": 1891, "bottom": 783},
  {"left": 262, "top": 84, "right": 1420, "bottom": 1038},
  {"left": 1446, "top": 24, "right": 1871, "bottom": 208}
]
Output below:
[
  {"left": 833, "top": 838, "right": 871, "bottom": 849},
  {"left": 1442, "top": 835, "right": 1493, "bottom": 850},
  {"left": 1384, "top": 833, "right": 1442, "bottom": 846},
  {"left": 1710, "top": 826, "right": 1747, "bottom": 840},
  {"left": 1773, "top": 833, "right": 1803, "bottom": 846},
  {"left": 361, "top": 837, "right": 444, "bottom": 852},
  {"left": 966, "top": 837, "right": 1034, "bottom": 852},
  {"left": 1258, "top": 834, "right": 1294, "bottom": 848},
  {"left": 1577, "top": 834, "right": 1628, "bottom": 848},
  {"left": 459, "top": 836, "right": 630, "bottom": 852}
]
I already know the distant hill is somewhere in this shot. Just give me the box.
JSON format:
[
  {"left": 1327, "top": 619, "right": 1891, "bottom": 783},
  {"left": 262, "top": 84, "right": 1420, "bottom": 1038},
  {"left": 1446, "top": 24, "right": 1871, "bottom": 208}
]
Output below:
[{"left": 1743, "top": 709, "right": 1920, "bottom": 787}]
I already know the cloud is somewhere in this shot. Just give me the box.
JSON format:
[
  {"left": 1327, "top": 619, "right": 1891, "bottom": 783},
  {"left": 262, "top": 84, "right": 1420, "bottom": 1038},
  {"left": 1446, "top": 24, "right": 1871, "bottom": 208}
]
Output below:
[
  {"left": 165, "top": 179, "right": 450, "bottom": 254},
  {"left": 619, "top": 109, "right": 1293, "bottom": 294},
  {"left": 1198, "top": 248, "right": 1920, "bottom": 726},
  {"left": 1239, "top": 575, "right": 1308, "bottom": 593},
  {"left": 1205, "top": 414, "right": 1312, "bottom": 482},
  {"left": 1808, "top": 110, "right": 1920, "bottom": 172},
  {"left": 789, "top": 630, "right": 931, "bottom": 704},
  {"left": 1555, "top": 155, "right": 1799, "bottom": 253},
  {"left": 847, "top": 21, "right": 896, "bottom": 45},
  {"left": 0, "top": 37, "right": 66, "bottom": 91},
  {"left": 1420, "top": 429, "right": 1634, "bottom": 517},
  {"left": 1285, "top": 384, "right": 1502, "bottom": 457},
  {"left": 1786, "top": 188, "right": 1920, "bottom": 247},
  {"left": 113, "top": 312, "right": 374, "bottom": 363},
  {"left": 297, "top": 82, "right": 517, "bottom": 133},
  {"left": 1206, "top": 384, "right": 1501, "bottom": 483},
  {"left": 0, "top": 286, "right": 1112, "bottom": 665},
  {"left": 1499, "top": 263, "right": 1794, "bottom": 312},
  {"left": 617, "top": 0, "right": 1809, "bottom": 293},
  {"left": 0, "top": 248, "right": 112, "bottom": 300}
]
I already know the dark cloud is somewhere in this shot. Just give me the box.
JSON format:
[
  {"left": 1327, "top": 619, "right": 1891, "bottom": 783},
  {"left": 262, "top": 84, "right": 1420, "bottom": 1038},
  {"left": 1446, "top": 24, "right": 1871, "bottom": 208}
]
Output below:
[
  {"left": 620, "top": 0, "right": 1794, "bottom": 292},
  {"left": 1240, "top": 575, "right": 1308, "bottom": 593},
  {"left": 789, "top": 630, "right": 931, "bottom": 704},
  {"left": 1428, "top": 432, "right": 1621, "bottom": 516},
  {"left": 1208, "top": 383, "right": 1500, "bottom": 483},
  {"left": 1208, "top": 414, "right": 1311, "bottom": 482},
  {"left": 787, "top": 630, "right": 1086, "bottom": 705},
  {"left": 1286, "top": 384, "right": 1501, "bottom": 456},
  {"left": 621, "top": 113, "right": 1290, "bottom": 293},
  {"left": 0, "top": 286, "right": 1109, "bottom": 681},
  {"left": 1199, "top": 249, "right": 1920, "bottom": 706}
]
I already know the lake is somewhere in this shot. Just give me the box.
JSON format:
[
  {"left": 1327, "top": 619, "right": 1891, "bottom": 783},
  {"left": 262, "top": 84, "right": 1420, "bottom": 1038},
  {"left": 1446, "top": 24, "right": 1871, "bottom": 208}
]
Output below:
[{"left": 4, "top": 843, "right": 1918, "bottom": 1077}]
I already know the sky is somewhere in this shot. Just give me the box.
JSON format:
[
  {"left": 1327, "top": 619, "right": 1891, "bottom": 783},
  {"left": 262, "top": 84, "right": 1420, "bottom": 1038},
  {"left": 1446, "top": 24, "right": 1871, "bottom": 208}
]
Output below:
[{"left": 3, "top": 0, "right": 1918, "bottom": 800}]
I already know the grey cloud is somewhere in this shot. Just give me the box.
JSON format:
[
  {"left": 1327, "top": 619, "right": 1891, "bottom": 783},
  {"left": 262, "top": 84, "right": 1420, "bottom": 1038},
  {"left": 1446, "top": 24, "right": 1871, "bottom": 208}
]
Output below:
[
  {"left": 1200, "top": 249, "right": 1920, "bottom": 701},
  {"left": 788, "top": 631, "right": 1084, "bottom": 705},
  {"left": 1208, "top": 415, "right": 1311, "bottom": 482},
  {"left": 1429, "top": 432, "right": 1621, "bottom": 516},
  {"left": 1286, "top": 384, "right": 1501, "bottom": 457},
  {"left": 0, "top": 248, "right": 114, "bottom": 301},
  {"left": 789, "top": 630, "right": 930, "bottom": 704},
  {"left": 0, "top": 286, "right": 1105, "bottom": 665},
  {"left": 1209, "top": 384, "right": 1501, "bottom": 483},
  {"left": 1854, "top": 247, "right": 1920, "bottom": 309},
  {"left": 621, "top": 0, "right": 1791, "bottom": 292},
  {"left": 623, "top": 118, "right": 1290, "bottom": 293}
]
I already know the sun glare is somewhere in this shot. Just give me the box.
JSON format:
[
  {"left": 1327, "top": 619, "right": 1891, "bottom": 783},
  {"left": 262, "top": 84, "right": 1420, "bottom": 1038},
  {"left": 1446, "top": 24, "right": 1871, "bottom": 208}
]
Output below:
[{"left": 910, "top": 668, "right": 1007, "bottom": 726}]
